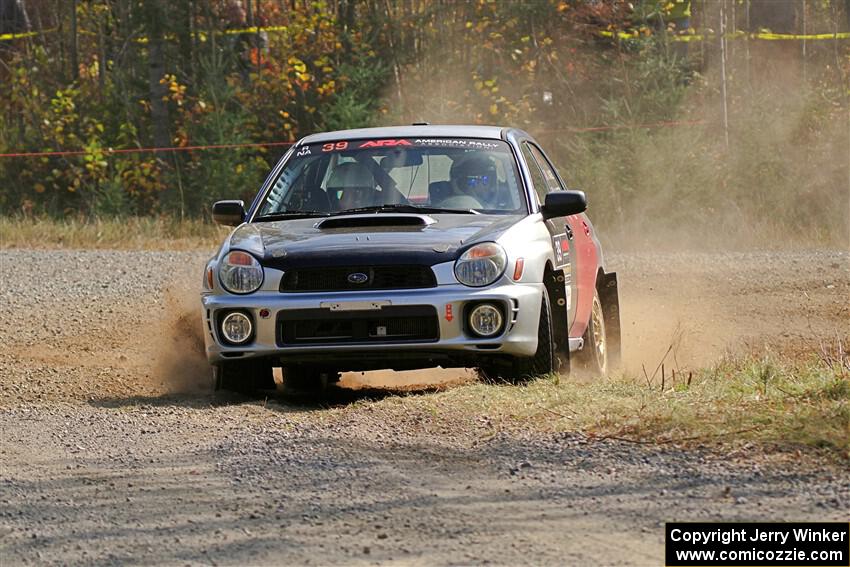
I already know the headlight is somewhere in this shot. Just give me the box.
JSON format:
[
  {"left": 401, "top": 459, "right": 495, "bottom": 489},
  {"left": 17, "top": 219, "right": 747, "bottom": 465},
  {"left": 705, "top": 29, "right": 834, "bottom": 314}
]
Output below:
[
  {"left": 219, "top": 251, "right": 264, "bottom": 294},
  {"left": 454, "top": 242, "right": 507, "bottom": 287}
]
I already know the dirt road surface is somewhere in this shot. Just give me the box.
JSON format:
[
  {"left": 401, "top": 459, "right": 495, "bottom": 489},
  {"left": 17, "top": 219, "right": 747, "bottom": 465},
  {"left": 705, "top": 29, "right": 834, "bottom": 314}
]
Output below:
[{"left": 1, "top": 249, "right": 848, "bottom": 565}]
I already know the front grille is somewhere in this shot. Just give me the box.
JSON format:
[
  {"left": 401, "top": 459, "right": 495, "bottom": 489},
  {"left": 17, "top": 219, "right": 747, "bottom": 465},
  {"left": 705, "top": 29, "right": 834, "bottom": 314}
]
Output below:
[
  {"left": 277, "top": 306, "right": 439, "bottom": 346},
  {"left": 280, "top": 265, "right": 436, "bottom": 292}
]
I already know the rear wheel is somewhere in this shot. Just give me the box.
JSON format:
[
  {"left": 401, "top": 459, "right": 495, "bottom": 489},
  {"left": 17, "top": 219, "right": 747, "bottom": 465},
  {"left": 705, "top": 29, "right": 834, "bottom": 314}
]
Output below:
[
  {"left": 575, "top": 289, "right": 608, "bottom": 375},
  {"left": 213, "top": 358, "right": 275, "bottom": 396}
]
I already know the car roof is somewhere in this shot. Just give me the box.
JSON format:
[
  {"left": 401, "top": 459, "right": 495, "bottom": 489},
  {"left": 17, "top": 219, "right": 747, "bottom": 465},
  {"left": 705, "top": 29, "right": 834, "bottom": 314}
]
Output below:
[{"left": 300, "top": 125, "right": 515, "bottom": 145}]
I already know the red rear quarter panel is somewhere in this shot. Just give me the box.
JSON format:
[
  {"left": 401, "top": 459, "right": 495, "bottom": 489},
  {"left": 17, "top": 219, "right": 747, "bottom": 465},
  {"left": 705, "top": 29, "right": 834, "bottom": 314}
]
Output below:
[{"left": 568, "top": 213, "right": 599, "bottom": 338}]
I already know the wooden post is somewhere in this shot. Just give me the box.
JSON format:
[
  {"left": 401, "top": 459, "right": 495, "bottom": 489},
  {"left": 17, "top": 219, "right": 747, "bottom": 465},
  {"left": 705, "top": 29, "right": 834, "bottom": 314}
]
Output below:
[
  {"left": 97, "top": 15, "right": 106, "bottom": 98},
  {"left": 145, "top": 1, "right": 170, "bottom": 150},
  {"left": 801, "top": 0, "right": 807, "bottom": 85},
  {"left": 699, "top": 0, "right": 705, "bottom": 70},
  {"left": 55, "top": 0, "right": 65, "bottom": 81},
  {"left": 188, "top": 0, "right": 197, "bottom": 81},
  {"left": 70, "top": 0, "right": 78, "bottom": 80},
  {"left": 720, "top": 0, "right": 730, "bottom": 150},
  {"left": 745, "top": 0, "right": 750, "bottom": 90},
  {"left": 246, "top": 0, "right": 253, "bottom": 83},
  {"left": 255, "top": 0, "right": 262, "bottom": 79}
]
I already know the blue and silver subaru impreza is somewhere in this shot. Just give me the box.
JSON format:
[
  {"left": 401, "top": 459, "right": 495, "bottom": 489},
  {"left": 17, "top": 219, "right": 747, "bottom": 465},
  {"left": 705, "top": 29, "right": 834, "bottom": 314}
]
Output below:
[{"left": 201, "top": 125, "right": 620, "bottom": 393}]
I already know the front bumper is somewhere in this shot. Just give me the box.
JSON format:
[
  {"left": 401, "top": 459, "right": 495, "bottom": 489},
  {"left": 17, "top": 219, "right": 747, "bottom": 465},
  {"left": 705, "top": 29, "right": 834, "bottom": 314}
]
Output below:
[{"left": 200, "top": 282, "right": 544, "bottom": 370}]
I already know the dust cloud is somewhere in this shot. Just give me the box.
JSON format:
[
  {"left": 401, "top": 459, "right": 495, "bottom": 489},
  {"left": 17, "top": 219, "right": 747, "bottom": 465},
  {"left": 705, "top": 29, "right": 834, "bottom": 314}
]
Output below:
[
  {"left": 145, "top": 285, "right": 211, "bottom": 394},
  {"left": 379, "top": 20, "right": 849, "bottom": 251},
  {"left": 145, "top": 36, "right": 847, "bottom": 391},
  {"left": 375, "top": 28, "right": 848, "bottom": 378}
]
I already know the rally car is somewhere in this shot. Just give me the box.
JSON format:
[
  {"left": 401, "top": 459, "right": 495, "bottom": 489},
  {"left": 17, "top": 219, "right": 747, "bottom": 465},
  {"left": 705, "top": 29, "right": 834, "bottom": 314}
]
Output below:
[{"left": 201, "top": 125, "right": 620, "bottom": 393}]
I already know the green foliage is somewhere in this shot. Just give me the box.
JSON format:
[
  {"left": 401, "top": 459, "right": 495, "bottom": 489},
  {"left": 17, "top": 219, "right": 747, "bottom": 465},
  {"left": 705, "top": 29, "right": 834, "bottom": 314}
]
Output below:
[
  {"left": 93, "top": 177, "right": 130, "bottom": 217},
  {"left": 173, "top": 52, "right": 264, "bottom": 214},
  {"left": 323, "top": 60, "right": 390, "bottom": 131},
  {"left": 0, "top": 0, "right": 847, "bottom": 246},
  {"left": 0, "top": 0, "right": 359, "bottom": 218}
]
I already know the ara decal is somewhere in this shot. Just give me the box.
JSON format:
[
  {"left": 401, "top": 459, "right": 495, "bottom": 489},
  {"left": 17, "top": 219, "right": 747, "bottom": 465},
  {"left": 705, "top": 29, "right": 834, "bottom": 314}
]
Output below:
[{"left": 358, "top": 139, "right": 413, "bottom": 148}]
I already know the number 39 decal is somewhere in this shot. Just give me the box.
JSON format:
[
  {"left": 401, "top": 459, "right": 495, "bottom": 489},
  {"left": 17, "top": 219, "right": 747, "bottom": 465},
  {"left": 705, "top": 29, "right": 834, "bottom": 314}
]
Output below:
[{"left": 322, "top": 141, "right": 349, "bottom": 152}]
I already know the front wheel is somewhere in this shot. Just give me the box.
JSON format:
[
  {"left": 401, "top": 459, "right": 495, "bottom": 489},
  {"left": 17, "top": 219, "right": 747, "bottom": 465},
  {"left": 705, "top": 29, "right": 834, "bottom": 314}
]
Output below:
[
  {"left": 213, "top": 358, "right": 275, "bottom": 396},
  {"left": 498, "top": 288, "right": 556, "bottom": 383},
  {"left": 282, "top": 366, "right": 340, "bottom": 393}
]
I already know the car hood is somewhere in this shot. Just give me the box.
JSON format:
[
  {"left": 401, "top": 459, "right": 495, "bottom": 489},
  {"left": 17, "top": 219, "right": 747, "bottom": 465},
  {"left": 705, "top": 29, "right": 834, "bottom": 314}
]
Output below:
[{"left": 228, "top": 213, "right": 523, "bottom": 268}]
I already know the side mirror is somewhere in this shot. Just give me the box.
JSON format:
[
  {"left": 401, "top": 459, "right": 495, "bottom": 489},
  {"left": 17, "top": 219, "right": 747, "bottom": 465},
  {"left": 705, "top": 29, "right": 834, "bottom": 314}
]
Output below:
[
  {"left": 541, "top": 190, "right": 586, "bottom": 219},
  {"left": 212, "top": 200, "right": 246, "bottom": 226}
]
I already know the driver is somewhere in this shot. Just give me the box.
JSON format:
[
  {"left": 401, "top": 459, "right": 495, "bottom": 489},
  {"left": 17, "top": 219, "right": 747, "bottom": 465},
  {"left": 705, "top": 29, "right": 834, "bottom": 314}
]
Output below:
[
  {"left": 327, "top": 162, "right": 378, "bottom": 211},
  {"left": 441, "top": 153, "right": 500, "bottom": 209}
]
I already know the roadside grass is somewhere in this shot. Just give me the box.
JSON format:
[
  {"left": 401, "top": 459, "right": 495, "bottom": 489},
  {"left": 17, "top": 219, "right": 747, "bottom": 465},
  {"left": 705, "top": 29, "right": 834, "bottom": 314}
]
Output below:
[
  {"left": 0, "top": 216, "right": 226, "bottom": 250},
  {"left": 370, "top": 348, "right": 850, "bottom": 463}
]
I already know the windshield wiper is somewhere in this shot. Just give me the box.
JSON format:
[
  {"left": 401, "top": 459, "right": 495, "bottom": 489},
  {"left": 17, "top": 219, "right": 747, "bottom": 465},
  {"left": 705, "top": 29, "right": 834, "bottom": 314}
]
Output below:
[
  {"left": 333, "top": 204, "right": 479, "bottom": 216},
  {"left": 253, "top": 210, "right": 331, "bottom": 221}
]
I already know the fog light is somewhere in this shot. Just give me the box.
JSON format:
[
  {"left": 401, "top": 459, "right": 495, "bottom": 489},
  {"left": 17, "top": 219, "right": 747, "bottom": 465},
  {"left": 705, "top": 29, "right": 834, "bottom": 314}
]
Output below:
[
  {"left": 221, "top": 311, "right": 253, "bottom": 344},
  {"left": 468, "top": 303, "right": 503, "bottom": 337}
]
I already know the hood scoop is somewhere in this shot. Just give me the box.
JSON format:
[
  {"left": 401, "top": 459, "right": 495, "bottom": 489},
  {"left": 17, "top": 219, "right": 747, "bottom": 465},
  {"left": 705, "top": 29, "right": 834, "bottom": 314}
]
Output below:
[{"left": 315, "top": 214, "right": 435, "bottom": 230}]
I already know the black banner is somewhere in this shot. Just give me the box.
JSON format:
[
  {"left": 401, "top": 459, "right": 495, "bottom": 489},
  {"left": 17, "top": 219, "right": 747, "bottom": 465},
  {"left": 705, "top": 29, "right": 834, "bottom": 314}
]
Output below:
[{"left": 666, "top": 522, "right": 849, "bottom": 566}]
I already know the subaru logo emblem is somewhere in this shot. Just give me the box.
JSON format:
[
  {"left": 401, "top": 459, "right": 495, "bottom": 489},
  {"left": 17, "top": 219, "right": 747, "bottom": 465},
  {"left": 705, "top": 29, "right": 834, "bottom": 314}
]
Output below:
[{"left": 347, "top": 272, "right": 369, "bottom": 284}]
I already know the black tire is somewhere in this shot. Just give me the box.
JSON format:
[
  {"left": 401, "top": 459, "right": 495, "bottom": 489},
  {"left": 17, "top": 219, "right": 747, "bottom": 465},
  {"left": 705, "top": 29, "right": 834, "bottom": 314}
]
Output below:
[
  {"left": 574, "top": 289, "right": 609, "bottom": 376},
  {"left": 213, "top": 357, "right": 275, "bottom": 396},
  {"left": 475, "top": 366, "right": 501, "bottom": 383},
  {"left": 502, "top": 288, "right": 556, "bottom": 382},
  {"left": 600, "top": 278, "right": 622, "bottom": 372},
  {"left": 282, "top": 366, "right": 339, "bottom": 393}
]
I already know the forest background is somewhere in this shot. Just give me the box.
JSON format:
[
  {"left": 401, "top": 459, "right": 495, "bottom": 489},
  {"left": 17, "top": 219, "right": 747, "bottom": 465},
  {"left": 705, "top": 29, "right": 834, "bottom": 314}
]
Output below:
[{"left": 1, "top": 0, "right": 848, "bottom": 248}]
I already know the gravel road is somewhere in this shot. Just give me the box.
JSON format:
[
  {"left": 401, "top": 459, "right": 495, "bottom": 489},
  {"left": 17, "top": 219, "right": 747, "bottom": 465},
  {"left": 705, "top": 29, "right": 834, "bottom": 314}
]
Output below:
[{"left": 1, "top": 249, "right": 848, "bottom": 565}]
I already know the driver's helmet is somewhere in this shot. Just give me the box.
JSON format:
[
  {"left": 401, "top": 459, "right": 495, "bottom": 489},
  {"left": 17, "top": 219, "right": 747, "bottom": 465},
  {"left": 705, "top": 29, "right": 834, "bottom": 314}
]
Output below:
[
  {"left": 449, "top": 153, "right": 498, "bottom": 208},
  {"left": 328, "top": 162, "right": 377, "bottom": 211}
]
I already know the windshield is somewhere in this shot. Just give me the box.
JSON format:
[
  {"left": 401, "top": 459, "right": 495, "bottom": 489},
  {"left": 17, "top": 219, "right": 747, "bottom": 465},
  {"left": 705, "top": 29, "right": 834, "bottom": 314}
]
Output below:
[{"left": 254, "top": 138, "right": 526, "bottom": 218}]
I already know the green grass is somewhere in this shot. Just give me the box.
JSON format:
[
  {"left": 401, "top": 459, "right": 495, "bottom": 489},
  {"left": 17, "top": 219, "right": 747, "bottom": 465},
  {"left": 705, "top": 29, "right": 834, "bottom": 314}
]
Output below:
[
  {"left": 359, "top": 351, "right": 849, "bottom": 463},
  {"left": 0, "top": 216, "right": 227, "bottom": 250}
]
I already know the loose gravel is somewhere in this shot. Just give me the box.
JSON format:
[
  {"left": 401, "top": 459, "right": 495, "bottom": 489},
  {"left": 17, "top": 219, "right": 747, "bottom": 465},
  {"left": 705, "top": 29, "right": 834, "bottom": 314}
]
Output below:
[{"left": 0, "top": 248, "right": 847, "bottom": 565}]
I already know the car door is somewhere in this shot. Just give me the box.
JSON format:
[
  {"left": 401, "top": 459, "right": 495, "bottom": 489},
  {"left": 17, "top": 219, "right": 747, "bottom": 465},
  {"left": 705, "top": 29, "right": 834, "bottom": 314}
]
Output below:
[
  {"left": 525, "top": 142, "right": 597, "bottom": 339},
  {"left": 519, "top": 141, "right": 576, "bottom": 333}
]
